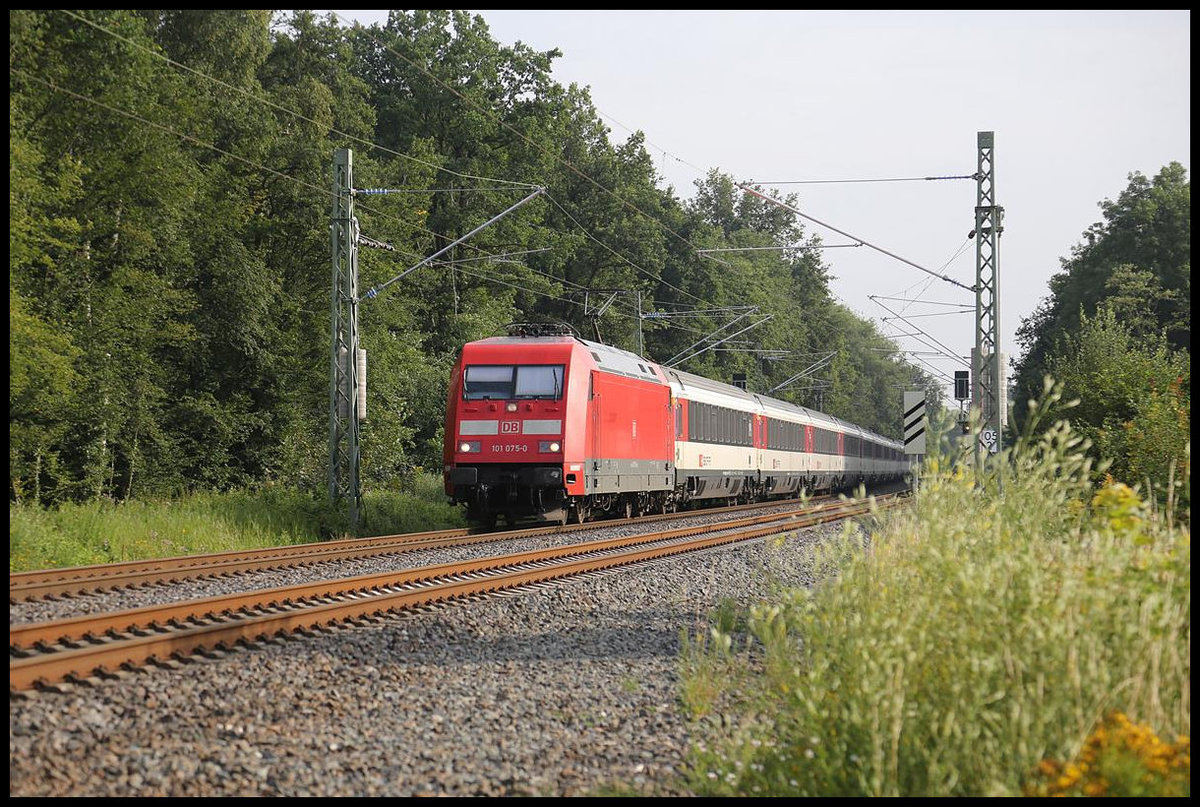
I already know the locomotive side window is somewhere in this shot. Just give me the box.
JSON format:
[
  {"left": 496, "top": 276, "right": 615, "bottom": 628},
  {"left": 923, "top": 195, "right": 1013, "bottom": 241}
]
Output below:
[{"left": 463, "top": 364, "right": 564, "bottom": 400}]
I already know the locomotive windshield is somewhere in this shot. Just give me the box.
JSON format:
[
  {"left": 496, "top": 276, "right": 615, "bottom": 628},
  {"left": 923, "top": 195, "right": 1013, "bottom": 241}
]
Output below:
[{"left": 463, "top": 364, "right": 564, "bottom": 400}]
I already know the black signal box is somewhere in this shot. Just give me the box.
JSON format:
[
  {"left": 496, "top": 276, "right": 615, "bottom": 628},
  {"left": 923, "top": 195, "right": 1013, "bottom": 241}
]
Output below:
[{"left": 954, "top": 370, "right": 970, "bottom": 401}]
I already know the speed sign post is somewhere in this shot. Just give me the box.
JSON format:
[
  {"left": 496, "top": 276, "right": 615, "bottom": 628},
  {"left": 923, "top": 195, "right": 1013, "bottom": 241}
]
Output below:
[{"left": 980, "top": 428, "right": 999, "bottom": 454}]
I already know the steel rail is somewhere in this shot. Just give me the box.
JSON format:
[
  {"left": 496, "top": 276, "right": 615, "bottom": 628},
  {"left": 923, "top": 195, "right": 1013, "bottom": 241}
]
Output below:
[
  {"left": 11, "top": 497, "right": 898, "bottom": 691},
  {"left": 10, "top": 498, "right": 855, "bottom": 650},
  {"left": 9, "top": 496, "right": 835, "bottom": 601}
]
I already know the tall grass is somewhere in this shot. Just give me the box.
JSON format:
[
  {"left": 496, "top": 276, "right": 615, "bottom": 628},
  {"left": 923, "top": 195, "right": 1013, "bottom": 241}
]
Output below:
[
  {"left": 680, "top": 387, "right": 1190, "bottom": 796},
  {"left": 359, "top": 471, "right": 466, "bottom": 537},
  {"left": 10, "top": 475, "right": 466, "bottom": 573}
]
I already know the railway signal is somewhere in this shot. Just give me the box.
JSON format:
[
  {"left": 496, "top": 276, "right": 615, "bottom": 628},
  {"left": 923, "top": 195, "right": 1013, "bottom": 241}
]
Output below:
[{"left": 954, "top": 370, "right": 970, "bottom": 401}]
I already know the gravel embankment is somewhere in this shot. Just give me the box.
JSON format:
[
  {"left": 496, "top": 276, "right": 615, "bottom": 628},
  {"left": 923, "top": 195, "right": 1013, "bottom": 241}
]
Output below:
[{"left": 9, "top": 520, "right": 861, "bottom": 797}]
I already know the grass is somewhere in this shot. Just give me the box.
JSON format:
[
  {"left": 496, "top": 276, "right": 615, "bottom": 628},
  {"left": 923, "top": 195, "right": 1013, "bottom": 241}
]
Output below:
[
  {"left": 677, "top": 390, "right": 1190, "bottom": 797},
  {"left": 9, "top": 474, "right": 466, "bottom": 573}
]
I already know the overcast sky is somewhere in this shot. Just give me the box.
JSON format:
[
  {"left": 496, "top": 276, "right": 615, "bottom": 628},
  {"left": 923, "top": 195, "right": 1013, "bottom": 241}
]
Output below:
[{"left": 326, "top": 10, "right": 1190, "bottom": 395}]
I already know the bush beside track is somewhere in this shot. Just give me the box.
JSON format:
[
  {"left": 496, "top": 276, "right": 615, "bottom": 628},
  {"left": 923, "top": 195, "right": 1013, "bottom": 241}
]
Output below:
[{"left": 679, "top": 411, "right": 1190, "bottom": 796}]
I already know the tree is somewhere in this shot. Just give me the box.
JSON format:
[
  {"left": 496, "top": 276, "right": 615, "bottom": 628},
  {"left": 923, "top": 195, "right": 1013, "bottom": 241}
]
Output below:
[
  {"left": 1042, "top": 308, "right": 1189, "bottom": 500},
  {"left": 1014, "top": 163, "right": 1190, "bottom": 421}
]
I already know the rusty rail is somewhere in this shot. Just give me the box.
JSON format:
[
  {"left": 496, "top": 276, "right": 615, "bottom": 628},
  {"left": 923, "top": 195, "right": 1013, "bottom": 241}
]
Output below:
[
  {"left": 11, "top": 495, "right": 899, "bottom": 691},
  {"left": 10, "top": 496, "right": 834, "bottom": 601}
]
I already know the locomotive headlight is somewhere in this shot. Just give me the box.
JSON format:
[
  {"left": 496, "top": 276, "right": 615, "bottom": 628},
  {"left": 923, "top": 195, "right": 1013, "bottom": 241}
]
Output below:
[
  {"left": 539, "top": 440, "right": 561, "bottom": 453},
  {"left": 459, "top": 441, "right": 480, "bottom": 453},
  {"left": 505, "top": 402, "right": 519, "bottom": 412}
]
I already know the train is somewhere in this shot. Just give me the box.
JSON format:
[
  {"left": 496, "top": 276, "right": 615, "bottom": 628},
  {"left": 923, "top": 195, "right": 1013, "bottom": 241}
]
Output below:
[{"left": 443, "top": 324, "right": 912, "bottom": 525}]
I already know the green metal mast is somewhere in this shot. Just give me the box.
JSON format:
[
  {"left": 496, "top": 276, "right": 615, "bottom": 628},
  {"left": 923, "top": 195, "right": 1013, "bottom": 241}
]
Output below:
[{"left": 329, "top": 148, "right": 362, "bottom": 529}]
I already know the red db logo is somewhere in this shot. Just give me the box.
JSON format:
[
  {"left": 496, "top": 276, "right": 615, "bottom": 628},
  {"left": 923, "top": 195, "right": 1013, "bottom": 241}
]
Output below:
[{"left": 501, "top": 421, "right": 520, "bottom": 434}]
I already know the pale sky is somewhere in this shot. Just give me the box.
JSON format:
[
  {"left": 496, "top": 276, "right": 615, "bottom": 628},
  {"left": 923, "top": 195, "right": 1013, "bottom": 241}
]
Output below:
[{"left": 324, "top": 10, "right": 1190, "bottom": 395}]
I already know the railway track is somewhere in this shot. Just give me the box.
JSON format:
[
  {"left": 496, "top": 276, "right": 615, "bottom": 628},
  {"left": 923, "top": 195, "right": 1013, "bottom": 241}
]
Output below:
[
  {"left": 9, "top": 495, "right": 837, "bottom": 602},
  {"left": 10, "top": 494, "right": 902, "bottom": 692}
]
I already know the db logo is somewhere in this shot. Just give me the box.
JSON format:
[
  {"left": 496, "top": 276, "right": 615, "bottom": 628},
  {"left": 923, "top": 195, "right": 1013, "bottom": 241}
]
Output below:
[{"left": 501, "top": 421, "right": 520, "bottom": 434}]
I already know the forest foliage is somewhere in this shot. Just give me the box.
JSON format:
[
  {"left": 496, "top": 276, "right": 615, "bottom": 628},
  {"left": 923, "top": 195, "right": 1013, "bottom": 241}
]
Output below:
[
  {"left": 10, "top": 10, "right": 936, "bottom": 506},
  {"left": 1012, "top": 162, "right": 1190, "bottom": 502}
]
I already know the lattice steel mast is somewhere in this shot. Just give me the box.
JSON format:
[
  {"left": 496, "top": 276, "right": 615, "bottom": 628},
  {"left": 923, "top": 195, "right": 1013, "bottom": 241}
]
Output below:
[{"left": 972, "top": 131, "right": 1004, "bottom": 480}]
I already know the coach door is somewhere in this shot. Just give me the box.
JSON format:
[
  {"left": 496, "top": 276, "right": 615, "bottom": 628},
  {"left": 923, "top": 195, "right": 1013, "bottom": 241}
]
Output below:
[{"left": 755, "top": 414, "right": 764, "bottom": 472}]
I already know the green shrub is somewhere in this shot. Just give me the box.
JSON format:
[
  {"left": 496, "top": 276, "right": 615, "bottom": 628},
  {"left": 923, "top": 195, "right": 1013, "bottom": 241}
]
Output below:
[{"left": 680, "top": 386, "right": 1190, "bottom": 796}]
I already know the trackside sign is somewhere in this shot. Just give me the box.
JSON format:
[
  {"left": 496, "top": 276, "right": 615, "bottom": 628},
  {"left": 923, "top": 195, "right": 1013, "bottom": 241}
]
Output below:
[{"left": 903, "top": 392, "right": 926, "bottom": 455}]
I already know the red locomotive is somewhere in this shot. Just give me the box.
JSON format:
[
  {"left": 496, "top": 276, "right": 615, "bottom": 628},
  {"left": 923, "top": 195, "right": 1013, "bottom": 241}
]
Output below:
[{"left": 444, "top": 324, "right": 910, "bottom": 525}]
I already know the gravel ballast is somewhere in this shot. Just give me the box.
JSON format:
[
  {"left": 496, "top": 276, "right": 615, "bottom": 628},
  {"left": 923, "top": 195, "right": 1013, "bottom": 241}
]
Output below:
[{"left": 9, "top": 520, "right": 862, "bottom": 797}]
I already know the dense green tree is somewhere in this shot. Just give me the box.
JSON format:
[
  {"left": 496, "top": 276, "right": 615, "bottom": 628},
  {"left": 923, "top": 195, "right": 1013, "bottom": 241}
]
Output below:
[
  {"left": 1014, "top": 163, "right": 1190, "bottom": 421},
  {"left": 1011, "top": 162, "right": 1189, "bottom": 508},
  {"left": 1041, "top": 308, "right": 1189, "bottom": 500},
  {"left": 9, "top": 290, "right": 79, "bottom": 503},
  {"left": 11, "top": 9, "right": 205, "bottom": 499},
  {"left": 259, "top": 10, "right": 379, "bottom": 488}
]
